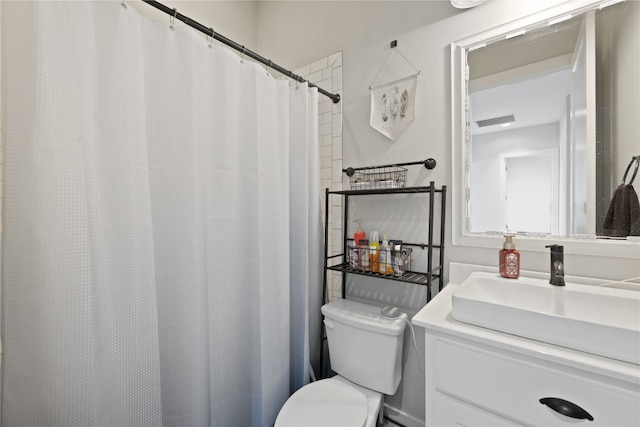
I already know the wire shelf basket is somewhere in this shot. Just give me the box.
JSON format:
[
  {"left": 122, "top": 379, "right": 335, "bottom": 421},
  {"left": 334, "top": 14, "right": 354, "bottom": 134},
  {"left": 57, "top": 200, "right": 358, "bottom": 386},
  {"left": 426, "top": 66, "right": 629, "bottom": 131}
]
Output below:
[
  {"left": 347, "top": 245, "right": 412, "bottom": 276},
  {"left": 349, "top": 165, "right": 407, "bottom": 190}
]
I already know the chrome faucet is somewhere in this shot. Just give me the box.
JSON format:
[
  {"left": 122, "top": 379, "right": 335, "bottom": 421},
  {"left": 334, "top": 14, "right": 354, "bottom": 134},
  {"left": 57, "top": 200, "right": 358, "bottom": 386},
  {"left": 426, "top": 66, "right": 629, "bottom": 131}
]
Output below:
[{"left": 545, "top": 244, "right": 565, "bottom": 286}]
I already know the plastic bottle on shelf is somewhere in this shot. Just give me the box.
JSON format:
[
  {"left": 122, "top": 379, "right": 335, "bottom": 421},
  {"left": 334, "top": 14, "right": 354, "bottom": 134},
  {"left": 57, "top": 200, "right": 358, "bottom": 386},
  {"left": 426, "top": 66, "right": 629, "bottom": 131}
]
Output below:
[
  {"left": 379, "top": 234, "right": 392, "bottom": 275},
  {"left": 369, "top": 231, "right": 380, "bottom": 272},
  {"left": 392, "top": 240, "right": 404, "bottom": 277},
  {"left": 354, "top": 220, "right": 366, "bottom": 246},
  {"left": 348, "top": 245, "right": 359, "bottom": 269},
  {"left": 359, "top": 239, "right": 370, "bottom": 271}
]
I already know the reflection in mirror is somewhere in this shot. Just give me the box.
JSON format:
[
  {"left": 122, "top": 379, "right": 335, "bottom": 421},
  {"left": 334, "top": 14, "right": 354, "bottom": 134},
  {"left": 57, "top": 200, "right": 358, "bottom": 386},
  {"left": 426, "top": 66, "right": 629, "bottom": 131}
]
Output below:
[{"left": 465, "top": 0, "right": 639, "bottom": 238}]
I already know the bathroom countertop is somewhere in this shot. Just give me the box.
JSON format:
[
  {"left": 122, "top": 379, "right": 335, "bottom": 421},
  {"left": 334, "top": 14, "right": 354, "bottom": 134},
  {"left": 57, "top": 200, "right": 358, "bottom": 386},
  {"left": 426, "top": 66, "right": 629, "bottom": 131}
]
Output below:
[{"left": 412, "top": 281, "right": 640, "bottom": 386}]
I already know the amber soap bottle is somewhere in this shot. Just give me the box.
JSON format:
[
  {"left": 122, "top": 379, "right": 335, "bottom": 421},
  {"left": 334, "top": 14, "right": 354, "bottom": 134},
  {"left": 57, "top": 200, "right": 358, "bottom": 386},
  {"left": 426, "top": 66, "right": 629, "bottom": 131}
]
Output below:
[{"left": 499, "top": 234, "right": 520, "bottom": 279}]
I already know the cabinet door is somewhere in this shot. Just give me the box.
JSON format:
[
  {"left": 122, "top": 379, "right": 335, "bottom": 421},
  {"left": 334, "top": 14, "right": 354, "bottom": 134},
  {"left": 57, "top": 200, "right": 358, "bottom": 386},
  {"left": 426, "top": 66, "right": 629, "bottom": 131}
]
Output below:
[
  {"left": 435, "top": 391, "right": 525, "bottom": 426},
  {"left": 435, "top": 339, "right": 639, "bottom": 426}
]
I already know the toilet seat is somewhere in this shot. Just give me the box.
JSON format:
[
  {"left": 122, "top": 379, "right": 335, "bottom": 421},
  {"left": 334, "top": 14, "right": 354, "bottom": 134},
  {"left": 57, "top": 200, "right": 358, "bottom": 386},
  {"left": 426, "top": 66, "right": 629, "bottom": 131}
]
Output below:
[{"left": 275, "top": 378, "right": 368, "bottom": 427}]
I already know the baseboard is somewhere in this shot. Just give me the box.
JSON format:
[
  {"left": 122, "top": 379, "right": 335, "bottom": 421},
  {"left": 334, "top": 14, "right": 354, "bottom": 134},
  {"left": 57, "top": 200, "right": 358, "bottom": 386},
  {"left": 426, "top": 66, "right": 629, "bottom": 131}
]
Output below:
[{"left": 383, "top": 403, "right": 424, "bottom": 427}]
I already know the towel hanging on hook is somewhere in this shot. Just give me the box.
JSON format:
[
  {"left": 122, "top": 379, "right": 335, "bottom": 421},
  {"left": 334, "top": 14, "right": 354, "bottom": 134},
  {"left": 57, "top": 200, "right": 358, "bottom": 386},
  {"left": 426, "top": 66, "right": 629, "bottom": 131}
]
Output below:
[{"left": 602, "top": 155, "right": 640, "bottom": 237}]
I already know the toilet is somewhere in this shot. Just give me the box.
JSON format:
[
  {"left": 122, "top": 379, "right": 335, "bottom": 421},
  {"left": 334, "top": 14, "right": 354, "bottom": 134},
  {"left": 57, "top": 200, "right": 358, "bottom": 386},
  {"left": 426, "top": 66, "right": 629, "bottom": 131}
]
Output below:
[{"left": 275, "top": 299, "right": 407, "bottom": 427}]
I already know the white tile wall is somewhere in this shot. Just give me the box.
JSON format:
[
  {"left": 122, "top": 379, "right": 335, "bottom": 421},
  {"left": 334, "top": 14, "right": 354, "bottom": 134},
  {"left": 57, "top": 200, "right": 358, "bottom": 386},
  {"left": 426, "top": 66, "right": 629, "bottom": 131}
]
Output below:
[{"left": 295, "top": 52, "right": 343, "bottom": 301}]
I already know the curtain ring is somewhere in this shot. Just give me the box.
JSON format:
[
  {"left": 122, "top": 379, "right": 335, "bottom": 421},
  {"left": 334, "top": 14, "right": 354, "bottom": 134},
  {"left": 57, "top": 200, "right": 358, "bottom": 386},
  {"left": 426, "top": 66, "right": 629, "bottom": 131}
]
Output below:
[
  {"left": 169, "top": 8, "right": 177, "bottom": 31},
  {"left": 120, "top": 0, "right": 127, "bottom": 9},
  {"left": 240, "top": 46, "right": 246, "bottom": 63}
]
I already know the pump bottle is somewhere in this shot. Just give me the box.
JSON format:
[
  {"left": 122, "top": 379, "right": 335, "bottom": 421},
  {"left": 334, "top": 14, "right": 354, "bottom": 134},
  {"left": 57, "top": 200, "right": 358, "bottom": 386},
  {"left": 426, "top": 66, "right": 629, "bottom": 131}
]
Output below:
[
  {"left": 354, "top": 220, "right": 366, "bottom": 246},
  {"left": 379, "top": 234, "right": 392, "bottom": 275},
  {"left": 499, "top": 233, "right": 520, "bottom": 279}
]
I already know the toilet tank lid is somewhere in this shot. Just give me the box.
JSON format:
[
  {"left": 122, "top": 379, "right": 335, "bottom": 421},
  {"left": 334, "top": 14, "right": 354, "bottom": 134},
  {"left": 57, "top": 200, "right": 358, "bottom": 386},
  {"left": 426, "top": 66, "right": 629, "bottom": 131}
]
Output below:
[{"left": 321, "top": 299, "right": 407, "bottom": 336}]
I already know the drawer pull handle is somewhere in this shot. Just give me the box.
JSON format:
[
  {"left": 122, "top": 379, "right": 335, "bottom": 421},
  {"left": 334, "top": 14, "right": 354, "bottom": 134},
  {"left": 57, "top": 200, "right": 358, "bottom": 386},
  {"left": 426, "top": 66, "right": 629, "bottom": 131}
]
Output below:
[{"left": 539, "top": 397, "right": 594, "bottom": 421}]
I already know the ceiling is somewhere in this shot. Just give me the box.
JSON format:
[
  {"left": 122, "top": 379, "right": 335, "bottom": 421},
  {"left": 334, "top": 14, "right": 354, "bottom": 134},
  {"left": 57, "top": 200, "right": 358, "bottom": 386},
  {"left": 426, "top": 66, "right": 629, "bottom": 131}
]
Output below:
[{"left": 469, "top": 67, "right": 571, "bottom": 136}]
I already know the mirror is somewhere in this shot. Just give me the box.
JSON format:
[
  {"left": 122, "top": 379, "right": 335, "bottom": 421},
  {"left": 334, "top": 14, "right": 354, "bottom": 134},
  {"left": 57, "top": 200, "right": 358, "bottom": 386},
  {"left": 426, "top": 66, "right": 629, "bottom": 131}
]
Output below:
[
  {"left": 451, "top": 0, "right": 640, "bottom": 257},
  {"left": 468, "top": 0, "right": 639, "bottom": 237}
]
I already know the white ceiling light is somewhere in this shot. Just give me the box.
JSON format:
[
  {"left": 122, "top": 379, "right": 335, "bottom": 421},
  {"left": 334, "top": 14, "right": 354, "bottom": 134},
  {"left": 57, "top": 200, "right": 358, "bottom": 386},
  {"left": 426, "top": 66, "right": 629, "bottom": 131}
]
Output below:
[{"left": 451, "top": 0, "right": 487, "bottom": 9}]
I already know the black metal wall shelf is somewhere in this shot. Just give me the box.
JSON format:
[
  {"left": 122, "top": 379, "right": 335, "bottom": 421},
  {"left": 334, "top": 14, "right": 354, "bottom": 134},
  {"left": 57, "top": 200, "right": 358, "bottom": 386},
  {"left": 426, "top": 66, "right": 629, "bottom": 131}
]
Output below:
[
  {"left": 328, "top": 185, "right": 444, "bottom": 196},
  {"left": 321, "top": 181, "right": 447, "bottom": 304},
  {"left": 327, "top": 262, "right": 442, "bottom": 286},
  {"left": 319, "top": 162, "right": 446, "bottom": 378}
]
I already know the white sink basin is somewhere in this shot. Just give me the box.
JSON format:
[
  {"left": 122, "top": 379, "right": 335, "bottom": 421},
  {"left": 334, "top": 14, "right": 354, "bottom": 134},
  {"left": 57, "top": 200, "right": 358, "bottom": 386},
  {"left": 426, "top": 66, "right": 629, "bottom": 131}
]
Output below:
[{"left": 451, "top": 271, "right": 640, "bottom": 365}]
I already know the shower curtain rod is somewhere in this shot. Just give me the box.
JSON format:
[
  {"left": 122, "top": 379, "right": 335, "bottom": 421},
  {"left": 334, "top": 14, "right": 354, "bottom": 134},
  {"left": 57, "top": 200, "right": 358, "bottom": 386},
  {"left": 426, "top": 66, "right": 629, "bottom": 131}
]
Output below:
[{"left": 141, "top": 0, "right": 341, "bottom": 104}]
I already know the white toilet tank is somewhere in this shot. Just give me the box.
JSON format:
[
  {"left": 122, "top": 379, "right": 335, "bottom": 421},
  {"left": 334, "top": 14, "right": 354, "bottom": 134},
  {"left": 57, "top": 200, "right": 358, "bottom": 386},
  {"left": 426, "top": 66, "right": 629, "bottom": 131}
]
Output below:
[{"left": 321, "top": 299, "right": 407, "bottom": 395}]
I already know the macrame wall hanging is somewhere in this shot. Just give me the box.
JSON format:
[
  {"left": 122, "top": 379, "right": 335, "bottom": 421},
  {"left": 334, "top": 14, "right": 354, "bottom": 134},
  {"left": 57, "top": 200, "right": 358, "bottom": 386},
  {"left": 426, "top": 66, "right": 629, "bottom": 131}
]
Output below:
[{"left": 369, "top": 40, "right": 420, "bottom": 141}]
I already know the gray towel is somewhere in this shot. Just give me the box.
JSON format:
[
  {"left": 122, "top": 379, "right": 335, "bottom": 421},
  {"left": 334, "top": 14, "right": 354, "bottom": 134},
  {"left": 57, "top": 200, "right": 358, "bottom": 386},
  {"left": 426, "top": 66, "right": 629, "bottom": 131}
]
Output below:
[{"left": 602, "top": 184, "right": 640, "bottom": 237}]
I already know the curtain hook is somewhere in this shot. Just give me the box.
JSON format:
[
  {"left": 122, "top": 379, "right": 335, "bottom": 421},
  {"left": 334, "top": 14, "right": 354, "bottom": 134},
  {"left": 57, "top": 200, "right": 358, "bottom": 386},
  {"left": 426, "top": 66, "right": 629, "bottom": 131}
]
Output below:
[
  {"left": 240, "top": 46, "right": 246, "bottom": 63},
  {"left": 289, "top": 71, "right": 300, "bottom": 89},
  {"left": 169, "top": 8, "right": 177, "bottom": 31},
  {"left": 120, "top": 0, "right": 127, "bottom": 9},
  {"left": 208, "top": 28, "right": 214, "bottom": 49}
]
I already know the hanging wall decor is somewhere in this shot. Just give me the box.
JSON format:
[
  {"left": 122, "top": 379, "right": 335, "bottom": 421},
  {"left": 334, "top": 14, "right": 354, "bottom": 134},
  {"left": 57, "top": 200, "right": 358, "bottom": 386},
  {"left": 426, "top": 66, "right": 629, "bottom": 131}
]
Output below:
[
  {"left": 370, "top": 74, "right": 417, "bottom": 141},
  {"left": 369, "top": 41, "right": 420, "bottom": 141}
]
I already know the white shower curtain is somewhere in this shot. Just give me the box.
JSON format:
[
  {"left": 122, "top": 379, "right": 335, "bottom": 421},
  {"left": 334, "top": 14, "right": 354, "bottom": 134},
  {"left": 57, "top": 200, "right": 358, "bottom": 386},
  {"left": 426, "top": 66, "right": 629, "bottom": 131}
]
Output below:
[{"left": 1, "top": 2, "right": 319, "bottom": 426}]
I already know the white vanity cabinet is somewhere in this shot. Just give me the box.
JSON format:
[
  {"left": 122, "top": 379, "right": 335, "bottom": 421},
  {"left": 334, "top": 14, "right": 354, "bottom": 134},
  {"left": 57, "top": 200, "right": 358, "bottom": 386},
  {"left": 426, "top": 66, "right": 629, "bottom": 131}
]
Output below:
[{"left": 413, "top": 283, "right": 640, "bottom": 427}]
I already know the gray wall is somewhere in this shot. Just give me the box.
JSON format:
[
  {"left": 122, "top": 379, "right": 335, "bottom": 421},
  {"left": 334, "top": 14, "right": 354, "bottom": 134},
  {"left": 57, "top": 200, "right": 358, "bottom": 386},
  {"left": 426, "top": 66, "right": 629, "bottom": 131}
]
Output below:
[
  {"left": 255, "top": 0, "right": 639, "bottom": 278},
  {"left": 471, "top": 123, "right": 560, "bottom": 233},
  {"left": 613, "top": 0, "right": 640, "bottom": 184},
  {"left": 130, "top": 1, "right": 258, "bottom": 51}
]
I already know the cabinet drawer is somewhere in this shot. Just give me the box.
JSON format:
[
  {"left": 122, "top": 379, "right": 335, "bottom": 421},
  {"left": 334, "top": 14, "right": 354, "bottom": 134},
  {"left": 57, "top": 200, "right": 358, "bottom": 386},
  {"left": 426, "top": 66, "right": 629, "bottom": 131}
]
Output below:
[
  {"left": 435, "top": 339, "right": 640, "bottom": 426},
  {"left": 435, "top": 391, "right": 524, "bottom": 426}
]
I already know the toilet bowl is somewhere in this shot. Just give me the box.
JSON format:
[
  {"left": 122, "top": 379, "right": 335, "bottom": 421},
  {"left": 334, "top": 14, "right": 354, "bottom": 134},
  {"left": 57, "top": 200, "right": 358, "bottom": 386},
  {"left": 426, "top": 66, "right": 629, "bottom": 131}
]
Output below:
[
  {"left": 275, "top": 299, "right": 407, "bottom": 427},
  {"left": 274, "top": 376, "right": 382, "bottom": 427}
]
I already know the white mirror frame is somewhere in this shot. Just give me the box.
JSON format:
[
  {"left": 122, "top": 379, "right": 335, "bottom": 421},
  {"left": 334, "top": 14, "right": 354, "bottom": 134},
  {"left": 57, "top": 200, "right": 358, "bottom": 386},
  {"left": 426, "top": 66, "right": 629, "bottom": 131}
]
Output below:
[{"left": 451, "top": 0, "right": 640, "bottom": 259}]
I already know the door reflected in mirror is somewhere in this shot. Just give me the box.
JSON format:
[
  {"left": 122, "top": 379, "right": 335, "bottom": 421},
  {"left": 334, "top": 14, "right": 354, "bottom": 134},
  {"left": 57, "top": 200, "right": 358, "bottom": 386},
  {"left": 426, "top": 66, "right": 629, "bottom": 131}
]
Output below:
[{"left": 466, "top": 0, "right": 639, "bottom": 238}]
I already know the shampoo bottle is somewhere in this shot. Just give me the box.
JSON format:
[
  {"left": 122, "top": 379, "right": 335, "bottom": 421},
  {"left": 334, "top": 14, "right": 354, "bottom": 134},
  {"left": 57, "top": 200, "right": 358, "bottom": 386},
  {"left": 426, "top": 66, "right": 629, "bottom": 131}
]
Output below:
[
  {"left": 499, "top": 233, "right": 520, "bottom": 279},
  {"left": 369, "top": 231, "right": 380, "bottom": 272}
]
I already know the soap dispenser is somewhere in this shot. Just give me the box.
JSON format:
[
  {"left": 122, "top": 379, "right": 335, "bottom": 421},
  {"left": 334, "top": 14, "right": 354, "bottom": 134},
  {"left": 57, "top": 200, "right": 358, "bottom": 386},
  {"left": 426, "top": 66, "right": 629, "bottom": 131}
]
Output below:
[
  {"left": 354, "top": 220, "right": 366, "bottom": 246},
  {"left": 499, "top": 233, "right": 520, "bottom": 279},
  {"left": 379, "top": 234, "right": 392, "bottom": 275}
]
